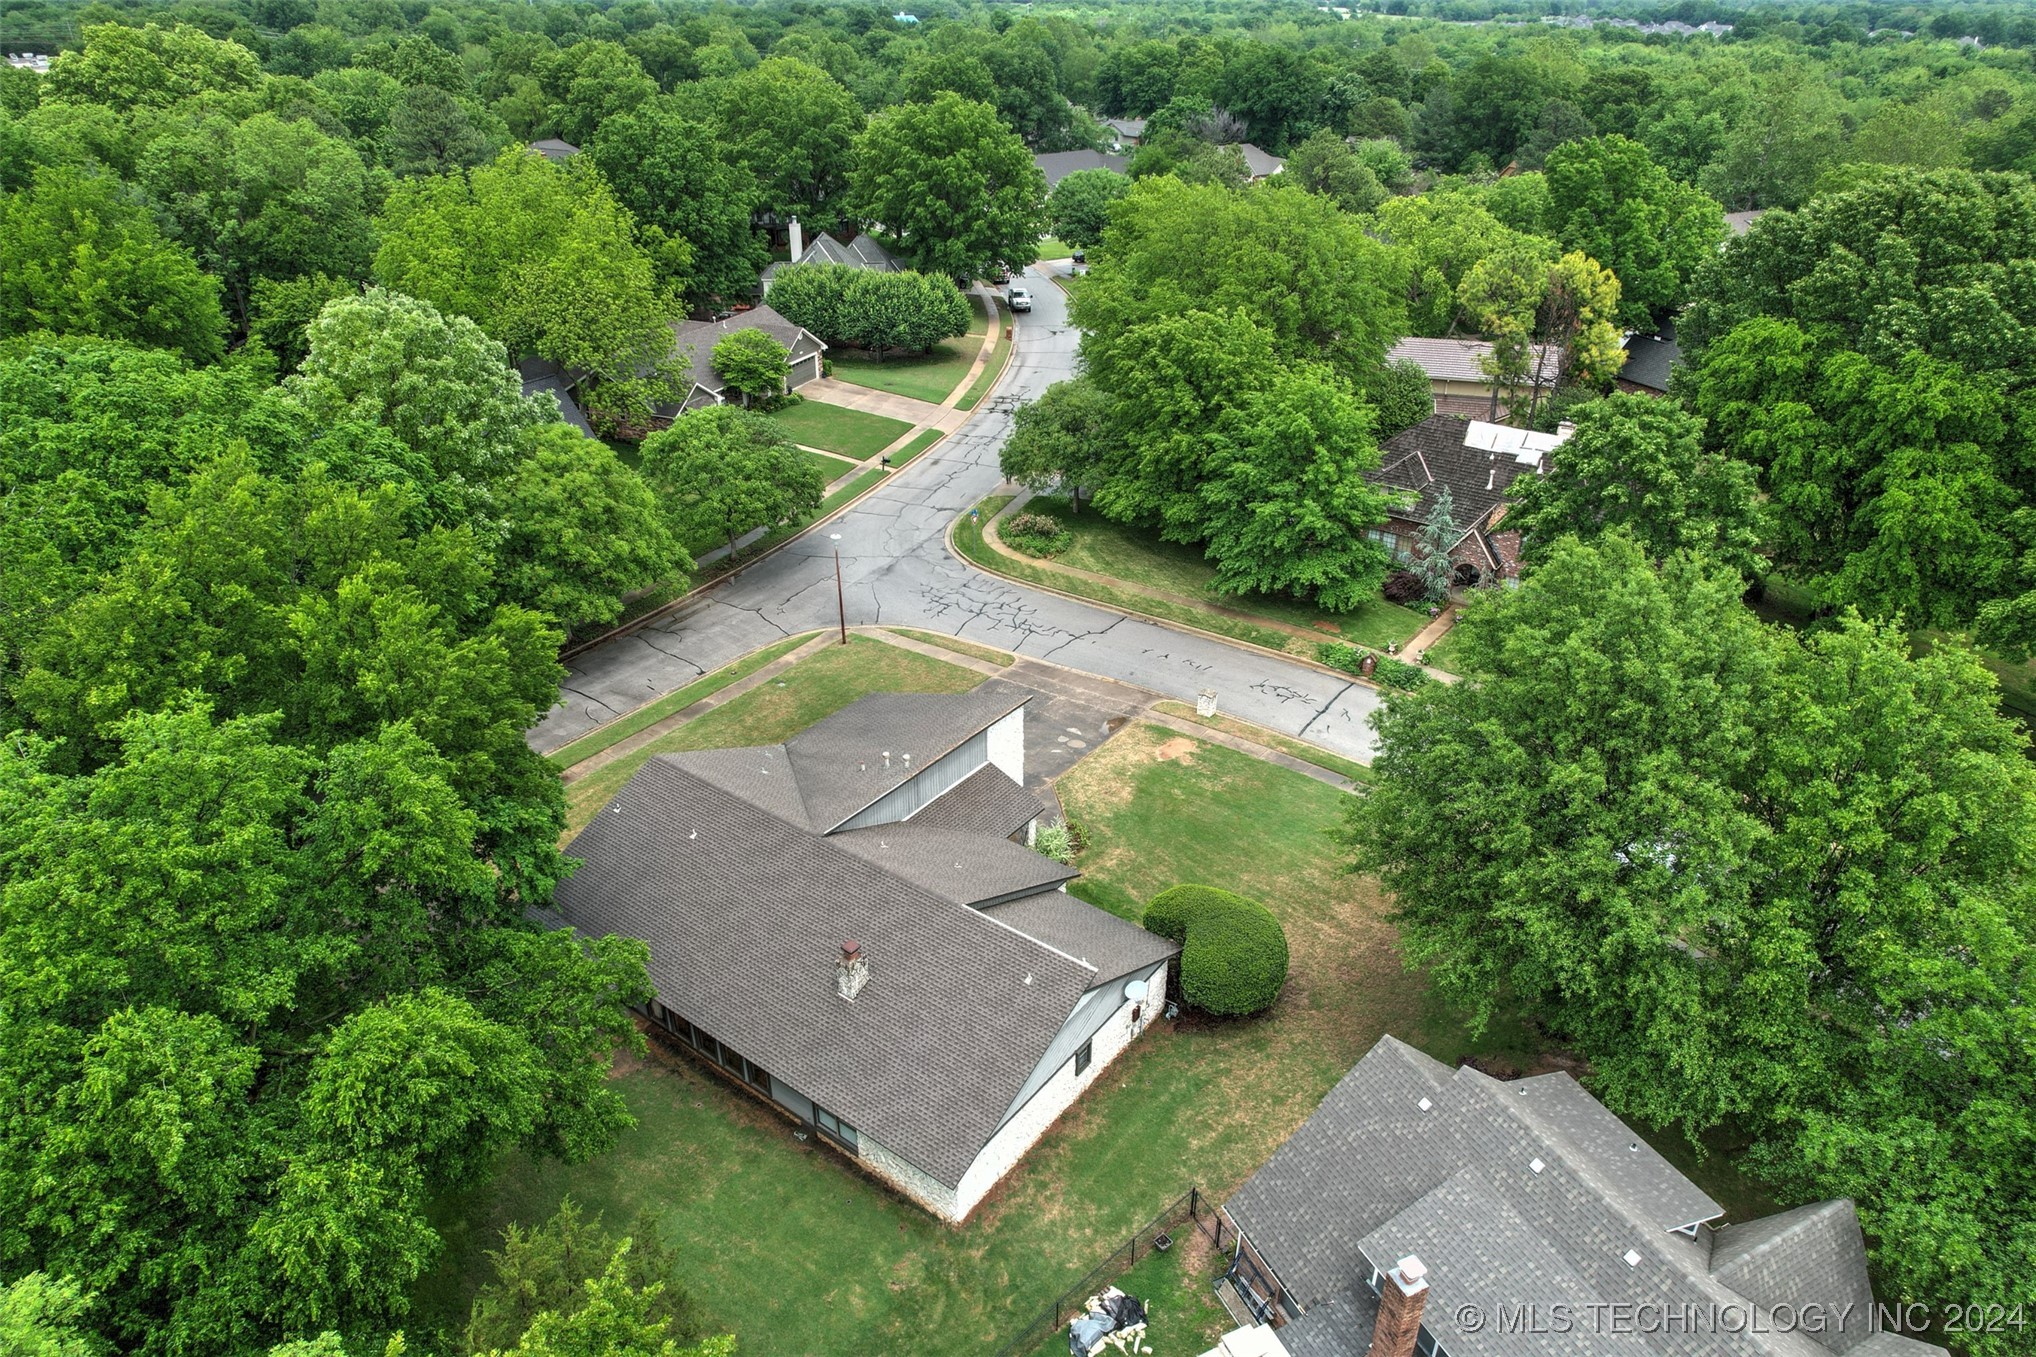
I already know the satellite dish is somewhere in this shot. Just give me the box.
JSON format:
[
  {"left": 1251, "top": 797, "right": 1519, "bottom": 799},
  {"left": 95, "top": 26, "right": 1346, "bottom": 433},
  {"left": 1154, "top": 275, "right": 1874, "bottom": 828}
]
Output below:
[{"left": 1124, "top": 980, "right": 1148, "bottom": 1002}]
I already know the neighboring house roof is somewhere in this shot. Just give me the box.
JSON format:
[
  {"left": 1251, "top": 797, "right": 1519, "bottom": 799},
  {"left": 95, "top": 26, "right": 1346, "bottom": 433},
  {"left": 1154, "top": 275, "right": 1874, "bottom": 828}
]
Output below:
[
  {"left": 528, "top": 138, "right": 579, "bottom": 161},
  {"left": 666, "top": 304, "right": 827, "bottom": 405},
  {"left": 1105, "top": 116, "right": 1147, "bottom": 139},
  {"left": 1370, "top": 415, "right": 1528, "bottom": 536},
  {"left": 760, "top": 232, "right": 904, "bottom": 291},
  {"left": 545, "top": 693, "right": 1178, "bottom": 1189},
  {"left": 1226, "top": 1036, "right": 1947, "bottom": 1357},
  {"left": 1227, "top": 142, "right": 1286, "bottom": 178},
  {"left": 1388, "top": 336, "right": 1560, "bottom": 386},
  {"left": 1034, "top": 149, "right": 1129, "bottom": 188},
  {"left": 1724, "top": 209, "right": 1767, "bottom": 235},
  {"left": 516, "top": 357, "right": 593, "bottom": 435},
  {"left": 1620, "top": 318, "right": 1681, "bottom": 393}
]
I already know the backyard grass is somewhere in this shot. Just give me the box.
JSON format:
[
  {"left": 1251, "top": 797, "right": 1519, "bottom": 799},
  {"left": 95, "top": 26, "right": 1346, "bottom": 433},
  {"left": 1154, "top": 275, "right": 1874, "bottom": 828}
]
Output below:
[
  {"left": 769, "top": 400, "right": 914, "bottom": 460},
  {"left": 1022, "top": 496, "right": 1427, "bottom": 651},
  {"left": 547, "top": 633, "right": 818, "bottom": 769},
  {"left": 560, "top": 634, "right": 981, "bottom": 836},
  {"left": 888, "top": 427, "right": 945, "bottom": 468},
  {"left": 426, "top": 721, "right": 1772, "bottom": 1356},
  {"left": 1149, "top": 700, "right": 1373, "bottom": 784},
  {"left": 831, "top": 334, "right": 984, "bottom": 404},
  {"left": 886, "top": 627, "right": 1015, "bottom": 666},
  {"left": 1022, "top": 1238, "right": 1232, "bottom": 1357}
]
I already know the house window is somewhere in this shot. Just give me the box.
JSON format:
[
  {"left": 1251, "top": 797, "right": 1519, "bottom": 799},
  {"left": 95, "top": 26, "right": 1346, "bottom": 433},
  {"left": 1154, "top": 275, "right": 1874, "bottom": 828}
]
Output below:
[
  {"left": 814, "top": 1104, "right": 860, "bottom": 1154},
  {"left": 741, "top": 1056, "right": 770, "bottom": 1091},
  {"left": 1074, "top": 1039, "right": 1093, "bottom": 1076}
]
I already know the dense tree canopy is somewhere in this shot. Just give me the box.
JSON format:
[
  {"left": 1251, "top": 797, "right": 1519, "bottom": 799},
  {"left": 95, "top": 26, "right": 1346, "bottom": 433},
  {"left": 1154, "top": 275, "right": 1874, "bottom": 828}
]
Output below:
[
  {"left": 848, "top": 93, "right": 1046, "bottom": 281},
  {"left": 1344, "top": 533, "right": 2036, "bottom": 1352}
]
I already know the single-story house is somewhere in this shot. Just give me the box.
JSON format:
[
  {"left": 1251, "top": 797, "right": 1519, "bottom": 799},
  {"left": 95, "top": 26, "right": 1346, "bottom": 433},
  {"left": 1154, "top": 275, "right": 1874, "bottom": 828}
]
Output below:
[
  {"left": 528, "top": 137, "right": 579, "bottom": 163},
  {"left": 1227, "top": 143, "right": 1286, "bottom": 181},
  {"left": 1387, "top": 337, "right": 1562, "bottom": 419},
  {"left": 659, "top": 304, "right": 827, "bottom": 416},
  {"left": 517, "top": 356, "right": 594, "bottom": 435},
  {"left": 1617, "top": 318, "right": 1681, "bottom": 396},
  {"left": 1208, "top": 1035, "right": 1948, "bottom": 1357},
  {"left": 1035, "top": 148, "right": 1130, "bottom": 189},
  {"left": 543, "top": 691, "right": 1179, "bottom": 1222},
  {"left": 1104, "top": 116, "right": 1147, "bottom": 149},
  {"left": 1366, "top": 415, "right": 1569, "bottom": 586},
  {"left": 760, "top": 218, "right": 904, "bottom": 293}
]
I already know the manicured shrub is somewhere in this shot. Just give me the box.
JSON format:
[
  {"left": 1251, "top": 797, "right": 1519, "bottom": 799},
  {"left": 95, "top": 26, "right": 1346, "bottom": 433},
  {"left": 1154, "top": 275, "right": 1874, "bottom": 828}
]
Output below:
[
  {"left": 1374, "top": 656, "right": 1429, "bottom": 690},
  {"left": 1002, "top": 511, "right": 1071, "bottom": 557},
  {"left": 1382, "top": 569, "right": 1427, "bottom": 604},
  {"left": 1142, "top": 884, "right": 1288, "bottom": 1017}
]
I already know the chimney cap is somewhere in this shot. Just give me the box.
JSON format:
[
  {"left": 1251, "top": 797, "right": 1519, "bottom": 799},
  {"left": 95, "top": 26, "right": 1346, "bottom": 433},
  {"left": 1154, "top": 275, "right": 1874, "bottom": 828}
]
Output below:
[
  {"left": 840, "top": 939, "right": 862, "bottom": 960},
  {"left": 1396, "top": 1256, "right": 1427, "bottom": 1284}
]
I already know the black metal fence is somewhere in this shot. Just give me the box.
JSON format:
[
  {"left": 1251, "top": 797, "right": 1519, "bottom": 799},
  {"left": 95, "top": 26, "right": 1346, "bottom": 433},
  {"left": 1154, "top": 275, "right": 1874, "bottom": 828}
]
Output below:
[{"left": 991, "top": 1186, "right": 1228, "bottom": 1357}]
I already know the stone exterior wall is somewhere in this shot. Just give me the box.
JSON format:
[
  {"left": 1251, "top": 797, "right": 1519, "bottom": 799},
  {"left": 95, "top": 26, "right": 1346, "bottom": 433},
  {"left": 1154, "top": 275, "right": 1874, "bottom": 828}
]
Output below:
[{"left": 858, "top": 1131, "right": 960, "bottom": 1219}]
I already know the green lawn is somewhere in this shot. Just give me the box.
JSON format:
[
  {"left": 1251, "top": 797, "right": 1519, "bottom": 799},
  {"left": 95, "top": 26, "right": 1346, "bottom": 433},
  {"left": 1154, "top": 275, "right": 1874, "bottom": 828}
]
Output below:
[
  {"left": 547, "top": 634, "right": 818, "bottom": 769},
  {"left": 803, "top": 448, "right": 857, "bottom": 482},
  {"left": 831, "top": 333, "right": 984, "bottom": 404},
  {"left": 1149, "top": 701, "right": 1372, "bottom": 784},
  {"left": 1021, "top": 497, "right": 1427, "bottom": 651},
  {"left": 1022, "top": 1238, "right": 1232, "bottom": 1357},
  {"left": 769, "top": 400, "right": 915, "bottom": 460},
  {"left": 425, "top": 719, "right": 1770, "bottom": 1356},
  {"left": 561, "top": 635, "right": 981, "bottom": 835},
  {"left": 820, "top": 466, "right": 887, "bottom": 514},
  {"left": 1420, "top": 622, "right": 1470, "bottom": 675},
  {"left": 888, "top": 427, "right": 944, "bottom": 468},
  {"left": 886, "top": 627, "right": 1014, "bottom": 666},
  {"left": 1037, "top": 236, "right": 1074, "bottom": 260}
]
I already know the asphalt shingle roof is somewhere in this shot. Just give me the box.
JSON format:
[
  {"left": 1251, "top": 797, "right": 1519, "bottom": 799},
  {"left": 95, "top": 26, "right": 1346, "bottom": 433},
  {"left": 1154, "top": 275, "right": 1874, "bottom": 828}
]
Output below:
[
  {"left": 1389, "top": 336, "right": 1561, "bottom": 385},
  {"left": 1033, "top": 149, "right": 1129, "bottom": 188},
  {"left": 1370, "top": 414, "right": 1525, "bottom": 533},
  {"left": 828, "top": 823, "right": 1077, "bottom": 906},
  {"left": 667, "top": 304, "right": 826, "bottom": 399},
  {"left": 1619, "top": 319, "right": 1680, "bottom": 393},
  {"left": 908, "top": 762, "right": 1046, "bottom": 839},
  {"left": 978, "top": 890, "right": 1178, "bottom": 983},
  {"left": 785, "top": 690, "right": 1031, "bottom": 831},
  {"left": 550, "top": 755, "right": 1095, "bottom": 1186},
  {"left": 516, "top": 357, "right": 593, "bottom": 435},
  {"left": 1223, "top": 1037, "right": 1942, "bottom": 1357}
]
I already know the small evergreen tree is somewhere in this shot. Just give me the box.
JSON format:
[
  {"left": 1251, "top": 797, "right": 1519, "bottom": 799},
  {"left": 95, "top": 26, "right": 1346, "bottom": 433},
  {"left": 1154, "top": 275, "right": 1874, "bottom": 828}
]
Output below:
[
  {"left": 466, "top": 1198, "right": 703, "bottom": 1356},
  {"left": 1415, "top": 483, "right": 1458, "bottom": 602}
]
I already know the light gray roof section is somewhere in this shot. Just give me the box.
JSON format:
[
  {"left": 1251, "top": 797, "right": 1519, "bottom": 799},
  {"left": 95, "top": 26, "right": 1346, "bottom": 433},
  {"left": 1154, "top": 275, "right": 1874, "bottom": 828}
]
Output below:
[
  {"left": 667, "top": 304, "right": 827, "bottom": 399},
  {"left": 664, "top": 745, "right": 813, "bottom": 829},
  {"left": 1512, "top": 1069, "right": 1723, "bottom": 1231},
  {"left": 1844, "top": 1337, "right": 1950, "bottom": 1357},
  {"left": 1034, "top": 148, "right": 1129, "bottom": 188},
  {"left": 549, "top": 756, "right": 1093, "bottom": 1186},
  {"left": 1707, "top": 1202, "right": 1877, "bottom": 1354},
  {"left": 910, "top": 762, "right": 1045, "bottom": 839},
  {"left": 1724, "top": 209, "right": 1767, "bottom": 235},
  {"left": 801, "top": 231, "right": 903, "bottom": 271},
  {"left": 528, "top": 137, "right": 579, "bottom": 161},
  {"left": 978, "top": 890, "right": 1178, "bottom": 983},
  {"left": 828, "top": 824, "right": 1077, "bottom": 909},
  {"left": 1105, "top": 116, "right": 1146, "bottom": 138},
  {"left": 1389, "top": 336, "right": 1560, "bottom": 384},
  {"left": 1229, "top": 142, "right": 1286, "bottom": 177},
  {"left": 1274, "top": 1288, "right": 1375, "bottom": 1357},
  {"left": 784, "top": 690, "right": 1030, "bottom": 831}
]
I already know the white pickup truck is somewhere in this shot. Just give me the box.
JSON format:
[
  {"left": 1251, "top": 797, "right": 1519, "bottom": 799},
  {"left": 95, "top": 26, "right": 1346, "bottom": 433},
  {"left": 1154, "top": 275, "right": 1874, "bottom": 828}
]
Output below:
[{"left": 1007, "top": 286, "right": 1032, "bottom": 313}]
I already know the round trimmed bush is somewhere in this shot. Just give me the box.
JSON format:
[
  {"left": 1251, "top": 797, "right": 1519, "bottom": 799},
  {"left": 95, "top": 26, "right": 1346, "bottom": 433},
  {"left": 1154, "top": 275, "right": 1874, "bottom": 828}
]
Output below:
[{"left": 1142, "top": 885, "right": 1289, "bottom": 1017}]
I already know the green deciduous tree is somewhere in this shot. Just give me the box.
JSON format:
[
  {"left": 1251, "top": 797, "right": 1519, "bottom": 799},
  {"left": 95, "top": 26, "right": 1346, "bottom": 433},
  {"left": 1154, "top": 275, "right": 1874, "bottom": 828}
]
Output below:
[
  {"left": 0, "top": 166, "right": 226, "bottom": 362},
  {"left": 43, "top": 21, "right": 263, "bottom": 110},
  {"left": 1044, "top": 166, "right": 1130, "bottom": 250},
  {"left": 1341, "top": 532, "right": 2036, "bottom": 1357},
  {"left": 587, "top": 102, "right": 768, "bottom": 309},
  {"left": 640, "top": 406, "right": 824, "bottom": 558},
  {"left": 849, "top": 93, "right": 1046, "bottom": 282},
  {"left": 494, "top": 425, "right": 690, "bottom": 634},
  {"left": 1282, "top": 128, "right": 1388, "bottom": 214},
  {"left": 0, "top": 1273, "right": 101, "bottom": 1357},
  {"left": 999, "top": 376, "right": 1122, "bottom": 510},
  {"left": 1544, "top": 135, "right": 1724, "bottom": 326},
  {"left": 1079, "top": 175, "right": 1406, "bottom": 373},
  {"left": 1361, "top": 358, "right": 1437, "bottom": 441},
  {"left": 710, "top": 328, "right": 789, "bottom": 405},
  {"left": 714, "top": 58, "right": 863, "bottom": 231},
  {"left": 1370, "top": 191, "right": 1536, "bottom": 339},
  {"left": 1508, "top": 394, "right": 1763, "bottom": 576},
  {"left": 373, "top": 148, "right": 683, "bottom": 418}
]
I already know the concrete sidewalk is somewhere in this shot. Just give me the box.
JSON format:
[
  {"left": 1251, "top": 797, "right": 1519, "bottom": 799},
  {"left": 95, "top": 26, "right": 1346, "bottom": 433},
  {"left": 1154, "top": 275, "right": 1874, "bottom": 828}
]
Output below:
[{"left": 796, "top": 377, "right": 966, "bottom": 430}]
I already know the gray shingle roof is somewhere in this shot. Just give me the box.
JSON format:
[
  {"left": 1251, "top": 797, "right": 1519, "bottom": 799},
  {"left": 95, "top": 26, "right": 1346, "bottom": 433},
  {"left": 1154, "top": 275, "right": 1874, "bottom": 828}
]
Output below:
[
  {"left": 909, "top": 762, "right": 1046, "bottom": 839},
  {"left": 1105, "top": 116, "right": 1147, "bottom": 139},
  {"left": 1707, "top": 1203, "right": 1876, "bottom": 1353},
  {"left": 1223, "top": 1037, "right": 1942, "bottom": 1357},
  {"left": 828, "top": 823, "right": 1077, "bottom": 906},
  {"left": 1228, "top": 142, "right": 1286, "bottom": 178},
  {"left": 978, "top": 890, "right": 1178, "bottom": 984},
  {"left": 528, "top": 137, "right": 579, "bottom": 161},
  {"left": 1370, "top": 414, "right": 1525, "bottom": 535},
  {"left": 1034, "top": 149, "right": 1129, "bottom": 188},
  {"left": 1388, "top": 336, "right": 1561, "bottom": 385},
  {"left": 550, "top": 755, "right": 1095, "bottom": 1187},
  {"left": 1619, "top": 319, "right": 1680, "bottom": 393},
  {"left": 800, "top": 231, "right": 903, "bottom": 271},
  {"left": 667, "top": 304, "right": 827, "bottom": 401},
  {"left": 785, "top": 690, "right": 1031, "bottom": 831}
]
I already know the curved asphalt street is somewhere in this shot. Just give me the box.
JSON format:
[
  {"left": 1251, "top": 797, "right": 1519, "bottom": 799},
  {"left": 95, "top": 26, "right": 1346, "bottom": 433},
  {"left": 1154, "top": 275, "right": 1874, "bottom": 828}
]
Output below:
[{"left": 530, "top": 265, "right": 1385, "bottom": 763}]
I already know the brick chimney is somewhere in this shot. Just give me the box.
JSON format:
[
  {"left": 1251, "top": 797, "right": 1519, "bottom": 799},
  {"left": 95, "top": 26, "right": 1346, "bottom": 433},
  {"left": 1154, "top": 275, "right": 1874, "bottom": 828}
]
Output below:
[
  {"left": 1367, "top": 1256, "right": 1429, "bottom": 1357},
  {"left": 836, "top": 940, "right": 869, "bottom": 1002},
  {"left": 788, "top": 215, "right": 805, "bottom": 263}
]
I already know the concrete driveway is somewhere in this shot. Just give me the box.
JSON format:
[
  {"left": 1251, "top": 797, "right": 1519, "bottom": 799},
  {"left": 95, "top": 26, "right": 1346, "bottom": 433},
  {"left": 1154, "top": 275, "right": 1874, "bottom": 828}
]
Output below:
[{"left": 534, "top": 265, "right": 1386, "bottom": 765}]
